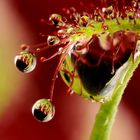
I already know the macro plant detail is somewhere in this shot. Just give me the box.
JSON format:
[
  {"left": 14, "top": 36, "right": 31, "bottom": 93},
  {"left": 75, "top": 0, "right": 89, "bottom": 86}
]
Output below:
[
  {"left": 32, "top": 99, "right": 55, "bottom": 122},
  {"left": 14, "top": 51, "right": 37, "bottom": 73},
  {"left": 14, "top": 0, "right": 140, "bottom": 140}
]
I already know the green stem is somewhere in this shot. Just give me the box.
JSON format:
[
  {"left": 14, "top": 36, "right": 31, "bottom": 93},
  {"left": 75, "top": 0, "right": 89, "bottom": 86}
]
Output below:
[{"left": 90, "top": 53, "right": 140, "bottom": 140}]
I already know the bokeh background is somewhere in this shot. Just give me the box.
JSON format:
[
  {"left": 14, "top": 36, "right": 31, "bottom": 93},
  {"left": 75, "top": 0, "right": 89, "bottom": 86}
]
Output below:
[{"left": 0, "top": 0, "right": 140, "bottom": 140}]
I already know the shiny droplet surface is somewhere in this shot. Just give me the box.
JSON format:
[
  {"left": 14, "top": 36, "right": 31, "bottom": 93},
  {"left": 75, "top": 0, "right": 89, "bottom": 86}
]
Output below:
[
  {"left": 14, "top": 51, "right": 36, "bottom": 73},
  {"left": 79, "top": 16, "right": 89, "bottom": 27},
  {"left": 57, "top": 29, "right": 67, "bottom": 38},
  {"left": 49, "top": 13, "right": 63, "bottom": 26},
  {"left": 47, "top": 35, "right": 60, "bottom": 46},
  {"left": 32, "top": 99, "right": 55, "bottom": 122},
  {"left": 102, "top": 6, "right": 113, "bottom": 15}
]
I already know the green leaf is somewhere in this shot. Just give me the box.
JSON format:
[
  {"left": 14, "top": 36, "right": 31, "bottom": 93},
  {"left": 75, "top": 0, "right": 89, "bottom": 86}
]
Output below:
[{"left": 90, "top": 46, "right": 140, "bottom": 140}]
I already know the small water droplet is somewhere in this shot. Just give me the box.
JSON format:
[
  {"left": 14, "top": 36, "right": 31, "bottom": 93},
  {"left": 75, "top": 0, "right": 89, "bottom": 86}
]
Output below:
[
  {"left": 49, "top": 14, "right": 64, "bottom": 26},
  {"left": 58, "top": 47, "right": 63, "bottom": 53},
  {"left": 66, "top": 27, "right": 74, "bottom": 34},
  {"left": 102, "top": 6, "right": 113, "bottom": 15},
  {"left": 79, "top": 16, "right": 89, "bottom": 27},
  {"left": 132, "top": 0, "right": 139, "bottom": 9},
  {"left": 32, "top": 99, "right": 55, "bottom": 122},
  {"left": 14, "top": 51, "right": 36, "bottom": 73},
  {"left": 57, "top": 29, "right": 67, "bottom": 38},
  {"left": 47, "top": 35, "right": 60, "bottom": 46}
]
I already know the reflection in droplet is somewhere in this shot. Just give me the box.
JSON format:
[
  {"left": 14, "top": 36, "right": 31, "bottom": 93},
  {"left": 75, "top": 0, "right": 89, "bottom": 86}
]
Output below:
[
  {"left": 32, "top": 98, "right": 55, "bottom": 122},
  {"left": 49, "top": 13, "right": 64, "bottom": 26},
  {"left": 14, "top": 51, "right": 36, "bottom": 73},
  {"left": 47, "top": 35, "right": 60, "bottom": 46}
]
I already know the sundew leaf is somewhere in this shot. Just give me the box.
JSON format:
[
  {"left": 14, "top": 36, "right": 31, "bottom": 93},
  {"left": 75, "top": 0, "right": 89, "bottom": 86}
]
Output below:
[
  {"left": 59, "top": 11, "right": 140, "bottom": 140},
  {"left": 60, "top": 18, "right": 140, "bottom": 101},
  {"left": 90, "top": 45, "right": 140, "bottom": 140},
  {"left": 15, "top": 1, "right": 140, "bottom": 139}
]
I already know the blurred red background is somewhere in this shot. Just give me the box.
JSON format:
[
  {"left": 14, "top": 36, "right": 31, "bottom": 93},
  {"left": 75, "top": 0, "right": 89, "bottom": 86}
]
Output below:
[{"left": 0, "top": 0, "right": 140, "bottom": 140}]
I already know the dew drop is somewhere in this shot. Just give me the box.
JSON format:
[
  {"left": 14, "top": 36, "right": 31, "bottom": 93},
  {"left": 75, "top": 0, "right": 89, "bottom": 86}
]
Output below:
[
  {"left": 79, "top": 16, "right": 89, "bottom": 27},
  {"left": 47, "top": 35, "right": 60, "bottom": 46},
  {"left": 66, "top": 27, "right": 74, "bottom": 34},
  {"left": 58, "top": 47, "right": 63, "bottom": 53},
  {"left": 102, "top": 6, "right": 113, "bottom": 15},
  {"left": 49, "top": 13, "right": 63, "bottom": 26},
  {"left": 32, "top": 99, "right": 55, "bottom": 122},
  {"left": 132, "top": 0, "right": 140, "bottom": 9},
  {"left": 14, "top": 51, "right": 36, "bottom": 73},
  {"left": 57, "top": 29, "right": 67, "bottom": 38}
]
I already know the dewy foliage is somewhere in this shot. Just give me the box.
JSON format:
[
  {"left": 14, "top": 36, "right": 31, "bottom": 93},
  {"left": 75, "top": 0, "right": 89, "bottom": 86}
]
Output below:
[
  {"left": 65, "top": 18, "right": 140, "bottom": 140},
  {"left": 58, "top": 16, "right": 140, "bottom": 139},
  {"left": 15, "top": 1, "right": 140, "bottom": 140},
  {"left": 61, "top": 18, "right": 140, "bottom": 100}
]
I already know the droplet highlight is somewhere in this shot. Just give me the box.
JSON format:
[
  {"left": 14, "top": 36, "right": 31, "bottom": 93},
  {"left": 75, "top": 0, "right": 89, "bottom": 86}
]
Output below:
[
  {"left": 49, "top": 13, "right": 64, "bottom": 26},
  {"left": 32, "top": 99, "right": 55, "bottom": 122},
  {"left": 47, "top": 35, "right": 60, "bottom": 46},
  {"left": 14, "top": 51, "right": 36, "bottom": 73}
]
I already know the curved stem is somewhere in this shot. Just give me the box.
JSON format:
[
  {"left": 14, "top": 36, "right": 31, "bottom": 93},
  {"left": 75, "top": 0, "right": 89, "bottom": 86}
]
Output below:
[{"left": 90, "top": 53, "right": 140, "bottom": 140}]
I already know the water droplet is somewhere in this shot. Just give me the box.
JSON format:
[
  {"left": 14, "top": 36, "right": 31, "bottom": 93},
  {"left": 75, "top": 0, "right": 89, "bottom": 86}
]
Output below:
[
  {"left": 14, "top": 51, "right": 36, "bottom": 73},
  {"left": 57, "top": 29, "right": 67, "bottom": 38},
  {"left": 132, "top": 0, "right": 140, "bottom": 9},
  {"left": 79, "top": 16, "right": 89, "bottom": 27},
  {"left": 58, "top": 47, "right": 63, "bottom": 53},
  {"left": 32, "top": 99, "right": 55, "bottom": 122},
  {"left": 102, "top": 6, "right": 113, "bottom": 15},
  {"left": 66, "top": 27, "right": 74, "bottom": 34},
  {"left": 47, "top": 35, "right": 60, "bottom": 46},
  {"left": 49, "top": 14, "right": 63, "bottom": 26}
]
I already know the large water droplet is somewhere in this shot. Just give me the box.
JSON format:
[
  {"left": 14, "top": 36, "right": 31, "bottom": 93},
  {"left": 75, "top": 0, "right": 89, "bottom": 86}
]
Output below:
[
  {"left": 14, "top": 51, "right": 36, "bottom": 73},
  {"left": 32, "top": 99, "right": 55, "bottom": 122}
]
